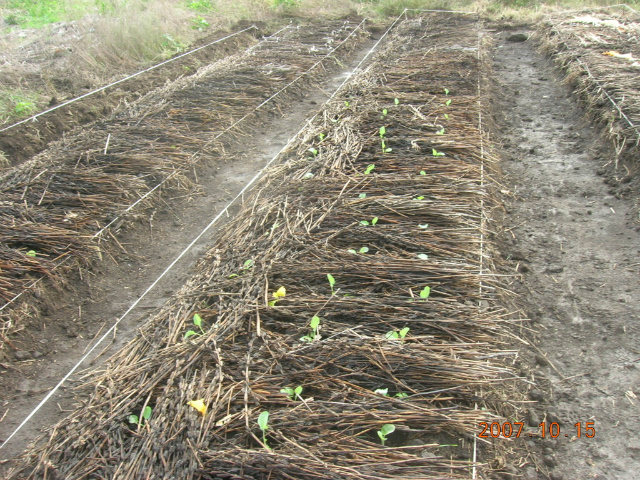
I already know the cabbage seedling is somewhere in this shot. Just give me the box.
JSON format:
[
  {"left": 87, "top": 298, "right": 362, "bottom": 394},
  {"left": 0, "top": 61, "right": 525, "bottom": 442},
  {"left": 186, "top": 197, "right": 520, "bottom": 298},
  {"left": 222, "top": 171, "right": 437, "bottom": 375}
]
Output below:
[
  {"left": 280, "top": 385, "right": 303, "bottom": 400},
  {"left": 360, "top": 217, "right": 379, "bottom": 226},
  {"left": 128, "top": 406, "right": 152, "bottom": 425},
  {"left": 377, "top": 424, "right": 395, "bottom": 446},
  {"left": 358, "top": 193, "right": 367, "bottom": 199},
  {"left": 432, "top": 148, "right": 445, "bottom": 157},
  {"left": 420, "top": 286, "right": 431, "bottom": 300},
  {"left": 386, "top": 327, "right": 410, "bottom": 339},
  {"left": 374, "top": 388, "right": 389, "bottom": 396},
  {"left": 318, "top": 133, "right": 326, "bottom": 142},
  {"left": 184, "top": 313, "right": 206, "bottom": 339},
  {"left": 327, "top": 275, "right": 336, "bottom": 295},
  {"left": 301, "top": 315, "right": 321, "bottom": 343},
  {"left": 257, "top": 411, "right": 270, "bottom": 450},
  {"left": 444, "top": 88, "right": 449, "bottom": 95},
  {"left": 348, "top": 246, "right": 369, "bottom": 254},
  {"left": 395, "top": 392, "right": 409, "bottom": 399},
  {"left": 417, "top": 253, "right": 429, "bottom": 260},
  {"left": 26, "top": 250, "right": 37, "bottom": 257},
  {"left": 394, "top": 98, "right": 400, "bottom": 105},
  {"left": 364, "top": 164, "right": 375, "bottom": 175},
  {"left": 308, "top": 147, "right": 318, "bottom": 158}
]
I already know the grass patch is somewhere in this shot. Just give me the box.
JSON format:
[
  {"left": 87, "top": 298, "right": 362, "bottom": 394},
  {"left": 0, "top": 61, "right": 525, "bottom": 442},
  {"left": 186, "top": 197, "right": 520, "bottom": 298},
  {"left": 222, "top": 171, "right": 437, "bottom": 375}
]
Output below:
[{"left": 0, "top": 89, "right": 41, "bottom": 125}]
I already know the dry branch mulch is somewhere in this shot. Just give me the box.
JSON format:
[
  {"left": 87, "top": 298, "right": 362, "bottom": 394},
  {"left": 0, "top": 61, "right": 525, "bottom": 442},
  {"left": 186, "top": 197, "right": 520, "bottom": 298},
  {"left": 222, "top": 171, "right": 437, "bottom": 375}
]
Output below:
[
  {"left": 537, "top": 8, "right": 640, "bottom": 154},
  {"left": 0, "top": 21, "right": 368, "bottom": 347},
  {"left": 7, "top": 13, "right": 522, "bottom": 480}
]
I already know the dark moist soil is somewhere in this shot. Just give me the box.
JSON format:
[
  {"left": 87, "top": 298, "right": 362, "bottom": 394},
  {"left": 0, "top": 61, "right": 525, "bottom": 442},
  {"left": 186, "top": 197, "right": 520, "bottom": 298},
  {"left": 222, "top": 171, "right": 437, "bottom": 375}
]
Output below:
[
  {"left": 491, "top": 29, "right": 640, "bottom": 480},
  {"left": 0, "top": 32, "right": 380, "bottom": 470}
]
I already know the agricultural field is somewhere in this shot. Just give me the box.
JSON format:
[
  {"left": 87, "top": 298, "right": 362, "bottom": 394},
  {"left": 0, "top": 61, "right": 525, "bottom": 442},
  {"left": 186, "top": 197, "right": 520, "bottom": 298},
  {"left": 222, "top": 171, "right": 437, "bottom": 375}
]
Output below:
[{"left": 1, "top": 1, "right": 640, "bottom": 479}]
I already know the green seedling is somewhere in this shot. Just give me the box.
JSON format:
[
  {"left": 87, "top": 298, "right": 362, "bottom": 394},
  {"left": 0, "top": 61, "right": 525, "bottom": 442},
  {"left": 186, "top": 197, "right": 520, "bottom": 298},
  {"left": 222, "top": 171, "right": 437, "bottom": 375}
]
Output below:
[
  {"left": 444, "top": 88, "right": 449, "bottom": 95},
  {"left": 364, "top": 164, "right": 375, "bottom": 175},
  {"left": 358, "top": 193, "right": 367, "bottom": 199},
  {"left": 128, "top": 406, "right": 153, "bottom": 426},
  {"left": 303, "top": 172, "right": 315, "bottom": 179},
  {"left": 394, "top": 98, "right": 400, "bottom": 105},
  {"left": 417, "top": 254, "right": 429, "bottom": 260},
  {"left": 418, "top": 224, "right": 429, "bottom": 229},
  {"left": 228, "top": 259, "right": 254, "bottom": 279},
  {"left": 419, "top": 170, "right": 427, "bottom": 175},
  {"left": 257, "top": 411, "right": 270, "bottom": 450},
  {"left": 14, "top": 101, "right": 35, "bottom": 116},
  {"left": 280, "top": 385, "right": 303, "bottom": 401},
  {"left": 436, "top": 128, "right": 445, "bottom": 135},
  {"left": 26, "top": 250, "right": 36, "bottom": 257},
  {"left": 379, "top": 126, "right": 386, "bottom": 138},
  {"left": 344, "top": 101, "right": 350, "bottom": 107},
  {"left": 386, "top": 327, "right": 410, "bottom": 340},
  {"left": 360, "top": 217, "right": 379, "bottom": 226},
  {"left": 420, "top": 286, "right": 431, "bottom": 300},
  {"left": 301, "top": 315, "right": 321, "bottom": 343},
  {"left": 184, "top": 313, "right": 206, "bottom": 339},
  {"left": 268, "top": 286, "right": 286, "bottom": 307},
  {"left": 414, "top": 196, "right": 425, "bottom": 200},
  {"left": 444, "top": 113, "right": 450, "bottom": 120},
  {"left": 348, "top": 246, "right": 369, "bottom": 254},
  {"left": 380, "top": 108, "right": 388, "bottom": 119},
  {"left": 308, "top": 147, "right": 318, "bottom": 158},
  {"left": 318, "top": 133, "right": 326, "bottom": 142},
  {"left": 377, "top": 424, "right": 396, "bottom": 446},
  {"left": 395, "top": 392, "right": 409, "bottom": 399},
  {"left": 432, "top": 148, "right": 445, "bottom": 157},
  {"left": 374, "top": 388, "right": 389, "bottom": 396},
  {"left": 445, "top": 99, "right": 452, "bottom": 107},
  {"left": 327, "top": 274, "right": 336, "bottom": 295},
  {"left": 380, "top": 139, "right": 392, "bottom": 153}
]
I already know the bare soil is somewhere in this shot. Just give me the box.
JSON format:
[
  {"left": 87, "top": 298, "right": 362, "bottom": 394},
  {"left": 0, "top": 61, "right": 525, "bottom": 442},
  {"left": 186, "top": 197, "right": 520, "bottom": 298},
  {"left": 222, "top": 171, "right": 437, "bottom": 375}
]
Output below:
[
  {"left": 1, "top": 13, "right": 640, "bottom": 480},
  {"left": 491, "top": 29, "right": 640, "bottom": 480}
]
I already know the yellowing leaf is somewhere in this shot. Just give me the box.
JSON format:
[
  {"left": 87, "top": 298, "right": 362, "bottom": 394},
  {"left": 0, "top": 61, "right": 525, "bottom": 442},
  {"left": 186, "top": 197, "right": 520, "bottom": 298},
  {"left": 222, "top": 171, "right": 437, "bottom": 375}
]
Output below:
[
  {"left": 603, "top": 51, "right": 634, "bottom": 60},
  {"left": 188, "top": 399, "right": 207, "bottom": 416},
  {"left": 273, "top": 286, "right": 286, "bottom": 299}
]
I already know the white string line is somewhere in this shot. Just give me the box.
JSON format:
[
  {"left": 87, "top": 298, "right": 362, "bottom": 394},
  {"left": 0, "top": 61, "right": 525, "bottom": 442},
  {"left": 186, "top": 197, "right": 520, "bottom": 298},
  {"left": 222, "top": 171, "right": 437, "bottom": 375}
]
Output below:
[
  {"left": 0, "top": 26, "right": 307, "bottom": 316},
  {"left": 0, "top": 26, "right": 260, "bottom": 134},
  {"left": 0, "top": 18, "right": 387, "bottom": 451}
]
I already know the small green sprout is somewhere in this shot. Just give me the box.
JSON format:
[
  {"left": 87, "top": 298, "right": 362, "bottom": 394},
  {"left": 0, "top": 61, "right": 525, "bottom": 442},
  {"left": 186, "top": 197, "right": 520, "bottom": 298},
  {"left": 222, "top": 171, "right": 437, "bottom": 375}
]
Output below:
[
  {"left": 432, "top": 148, "right": 445, "bottom": 157},
  {"left": 436, "top": 128, "right": 445, "bottom": 135},
  {"left": 444, "top": 88, "right": 449, "bottom": 95},
  {"left": 280, "top": 385, "right": 303, "bottom": 401},
  {"left": 420, "top": 286, "right": 431, "bottom": 300},
  {"left": 184, "top": 313, "right": 206, "bottom": 339},
  {"left": 327, "top": 274, "right": 336, "bottom": 295},
  {"left": 386, "top": 327, "right": 410, "bottom": 339},
  {"left": 395, "top": 392, "right": 409, "bottom": 399},
  {"left": 372, "top": 217, "right": 379, "bottom": 226},
  {"left": 359, "top": 193, "right": 367, "bottom": 199},
  {"left": 417, "top": 253, "right": 429, "bottom": 260},
  {"left": 414, "top": 196, "right": 425, "bottom": 200},
  {"left": 303, "top": 172, "right": 315, "bottom": 179},
  {"left": 364, "top": 164, "right": 375, "bottom": 175},
  {"left": 394, "top": 98, "right": 400, "bottom": 105},
  {"left": 379, "top": 126, "right": 386, "bottom": 138},
  {"left": 318, "top": 133, "right": 326, "bottom": 142},
  {"left": 381, "top": 139, "right": 392, "bottom": 153},
  {"left": 377, "top": 424, "right": 396, "bottom": 446},
  {"left": 257, "top": 411, "right": 270, "bottom": 450},
  {"left": 347, "top": 246, "right": 369, "bottom": 254},
  {"left": 301, "top": 316, "right": 321, "bottom": 343},
  {"left": 418, "top": 224, "right": 429, "bottom": 229},
  {"left": 243, "top": 259, "right": 254, "bottom": 270},
  {"left": 308, "top": 147, "right": 318, "bottom": 158},
  {"left": 381, "top": 108, "right": 388, "bottom": 119},
  {"left": 360, "top": 217, "right": 378, "bottom": 226},
  {"left": 26, "top": 250, "right": 36, "bottom": 257},
  {"left": 374, "top": 388, "right": 389, "bottom": 396},
  {"left": 128, "top": 406, "right": 153, "bottom": 425},
  {"left": 444, "top": 113, "right": 450, "bottom": 120},
  {"left": 419, "top": 170, "right": 427, "bottom": 176},
  {"left": 344, "top": 101, "right": 350, "bottom": 107},
  {"left": 445, "top": 99, "right": 452, "bottom": 106}
]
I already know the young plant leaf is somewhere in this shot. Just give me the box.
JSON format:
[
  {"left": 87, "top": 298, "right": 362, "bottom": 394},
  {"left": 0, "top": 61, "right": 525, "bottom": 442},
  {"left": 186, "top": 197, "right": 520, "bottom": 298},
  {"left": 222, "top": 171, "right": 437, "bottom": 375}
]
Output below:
[
  {"left": 444, "top": 113, "right": 450, "bottom": 120},
  {"left": 308, "top": 147, "right": 318, "bottom": 157},
  {"left": 364, "top": 164, "right": 375, "bottom": 175},
  {"left": 359, "top": 247, "right": 369, "bottom": 254},
  {"left": 318, "top": 133, "right": 326, "bottom": 141},
  {"left": 379, "top": 126, "right": 386, "bottom": 137},
  {"left": 418, "top": 224, "right": 429, "bottom": 229},
  {"left": 374, "top": 388, "right": 389, "bottom": 396},
  {"left": 395, "top": 392, "right": 409, "bottom": 399},
  {"left": 303, "top": 172, "right": 315, "bottom": 179},
  {"left": 444, "top": 88, "right": 449, "bottom": 95},
  {"left": 188, "top": 399, "right": 207, "bottom": 416},
  {"left": 193, "top": 314, "right": 202, "bottom": 327},
  {"left": 294, "top": 385, "right": 303, "bottom": 397},
  {"left": 417, "top": 253, "right": 429, "bottom": 260},
  {"left": 398, "top": 327, "right": 410, "bottom": 339},
  {"left": 26, "top": 250, "right": 36, "bottom": 257},
  {"left": 184, "top": 330, "right": 198, "bottom": 339},
  {"left": 258, "top": 411, "right": 269, "bottom": 432},
  {"left": 445, "top": 99, "right": 452, "bottom": 106},
  {"left": 243, "top": 259, "right": 254, "bottom": 269},
  {"left": 419, "top": 170, "right": 427, "bottom": 175},
  {"left": 360, "top": 220, "right": 370, "bottom": 226},
  {"left": 382, "top": 108, "right": 388, "bottom": 116},
  {"left": 420, "top": 286, "right": 431, "bottom": 300},
  {"left": 386, "top": 330, "right": 399, "bottom": 339},
  {"left": 310, "top": 316, "right": 320, "bottom": 330},
  {"left": 394, "top": 98, "right": 400, "bottom": 105},
  {"left": 142, "top": 406, "right": 153, "bottom": 420},
  {"left": 359, "top": 193, "right": 367, "bottom": 199},
  {"left": 432, "top": 148, "right": 445, "bottom": 157},
  {"left": 128, "top": 415, "right": 139, "bottom": 424},
  {"left": 371, "top": 217, "right": 379, "bottom": 226},
  {"left": 273, "top": 286, "right": 286, "bottom": 299},
  {"left": 348, "top": 249, "right": 357, "bottom": 254},
  {"left": 380, "top": 424, "right": 395, "bottom": 436},
  {"left": 326, "top": 275, "right": 335, "bottom": 295},
  {"left": 436, "top": 128, "right": 445, "bottom": 135}
]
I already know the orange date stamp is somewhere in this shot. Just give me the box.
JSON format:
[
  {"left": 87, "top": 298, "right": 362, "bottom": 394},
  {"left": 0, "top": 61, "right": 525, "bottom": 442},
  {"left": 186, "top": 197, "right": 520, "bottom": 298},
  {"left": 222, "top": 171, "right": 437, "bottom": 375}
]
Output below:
[{"left": 478, "top": 421, "right": 596, "bottom": 439}]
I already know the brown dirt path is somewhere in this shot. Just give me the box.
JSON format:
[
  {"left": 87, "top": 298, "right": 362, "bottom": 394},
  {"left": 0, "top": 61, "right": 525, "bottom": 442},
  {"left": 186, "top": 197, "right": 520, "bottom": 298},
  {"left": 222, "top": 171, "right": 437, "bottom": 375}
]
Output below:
[{"left": 492, "top": 29, "right": 640, "bottom": 480}]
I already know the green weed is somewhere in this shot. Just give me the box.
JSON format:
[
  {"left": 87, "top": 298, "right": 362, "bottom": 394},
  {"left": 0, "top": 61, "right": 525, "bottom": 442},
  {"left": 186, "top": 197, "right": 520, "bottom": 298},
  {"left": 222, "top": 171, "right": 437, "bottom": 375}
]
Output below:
[
  {"left": 385, "top": 327, "right": 410, "bottom": 339},
  {"left": 184, "top": 313, "right": 206, "bottom": 339},
  {"left": 364, "top": 164, "right": 375, "bottom": 175},
  {"left": 419, "top": 286, "right": 431, "bottom": 300},
  {"left": 377, "top": 424, "right": 395, "bottom": 446},
  {"left": 327, "top": 274, "right": 336, "bottom": 295},
  {"left": 257, "top": 411, "right": 271, "bottom": 449},
  {"left": 301, "top": 315, "right": 321, "bottom": 343},
  {"left": 280, "top": 385, "right": 303, "bottom": 401},
  {"left": 128, "top": 405, "right": 152, "bottom": 425}
]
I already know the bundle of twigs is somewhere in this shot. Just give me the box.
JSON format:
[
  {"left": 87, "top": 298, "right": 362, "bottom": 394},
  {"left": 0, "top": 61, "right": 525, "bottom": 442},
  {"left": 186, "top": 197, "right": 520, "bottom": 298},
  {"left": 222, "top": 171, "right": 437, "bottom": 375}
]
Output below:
[
  {"left": 8, "top": 13, "right": 519, "bottom": 480},
  {"left": 0, "top": 21, "right": 368, "bottom": 345},
  {"left": 538, "top": 9, "right": 640, "bottom": 153}
]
